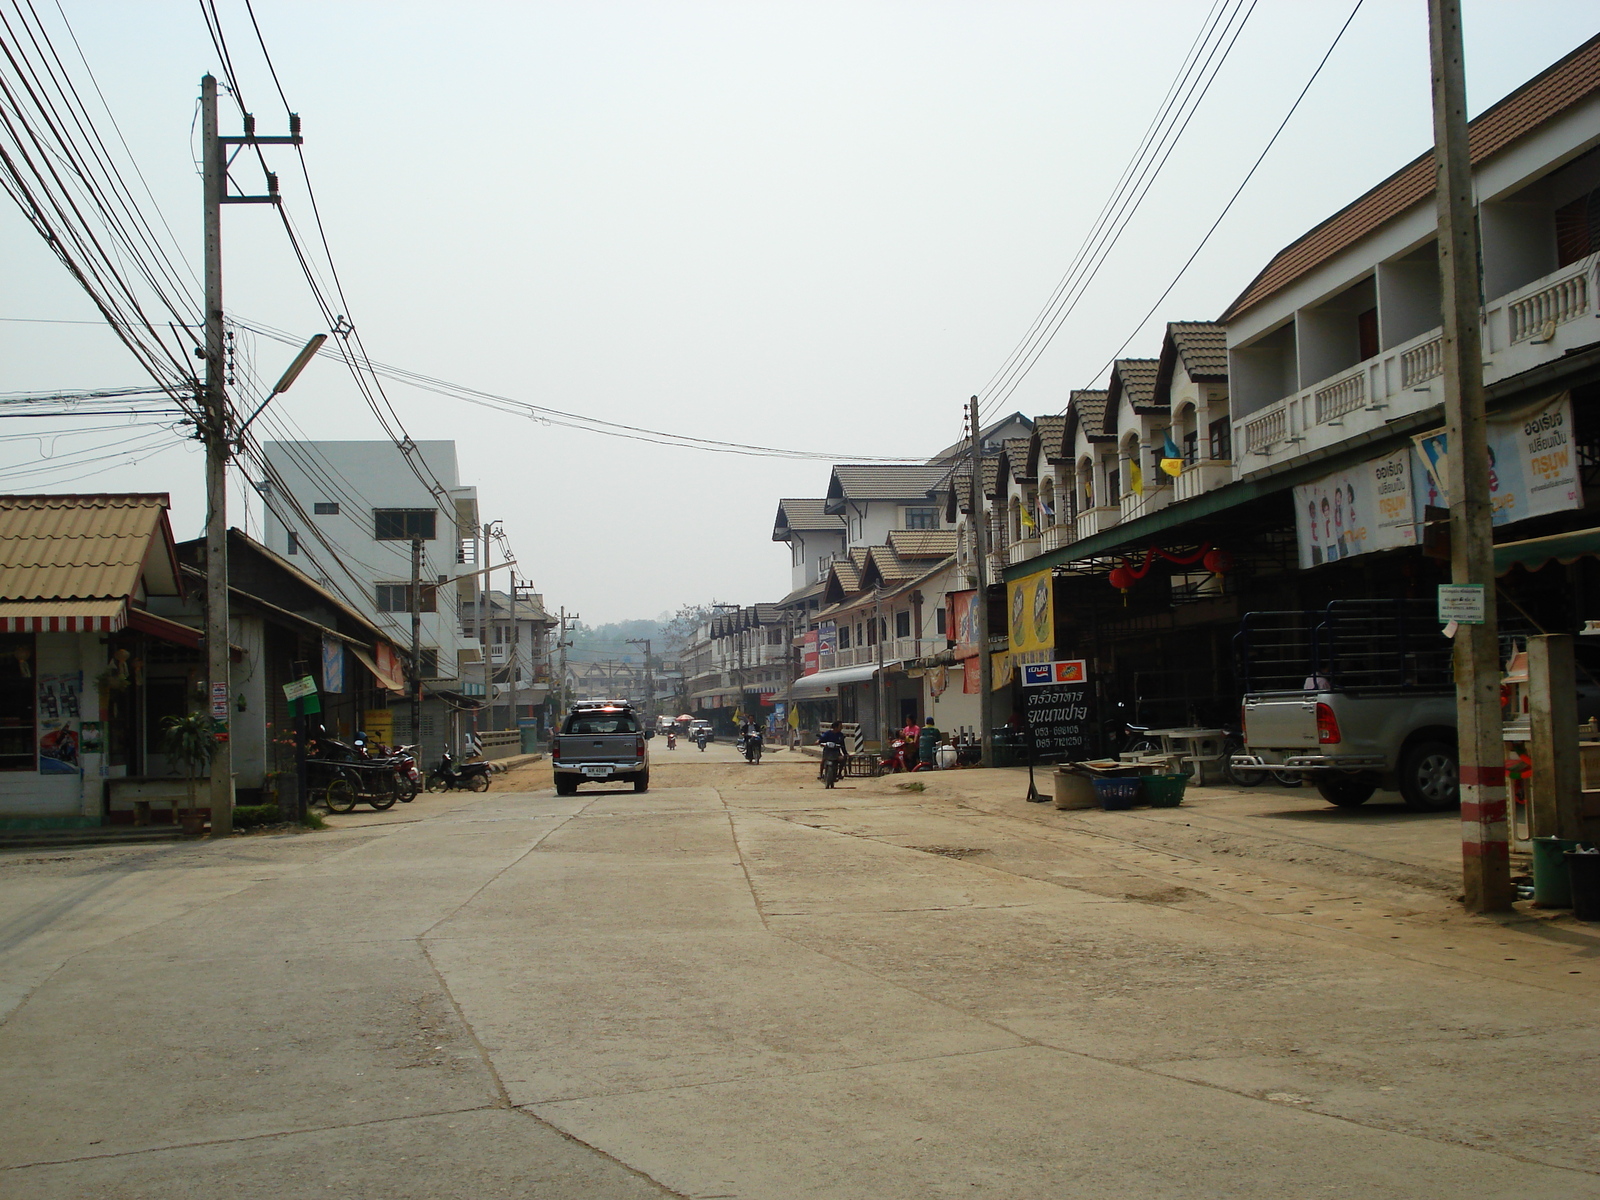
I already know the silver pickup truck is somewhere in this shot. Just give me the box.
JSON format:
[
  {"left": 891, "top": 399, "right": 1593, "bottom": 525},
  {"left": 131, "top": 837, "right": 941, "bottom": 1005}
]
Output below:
[
  {"left": 551, "top": 701, "right": 653, "bottom": 795},
  {"left": 1231, "top": 600, "right": 1459, "bottom": 811}
]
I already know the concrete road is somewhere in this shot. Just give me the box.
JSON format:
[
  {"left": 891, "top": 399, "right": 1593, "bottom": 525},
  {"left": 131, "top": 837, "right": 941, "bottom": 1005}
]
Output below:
[{"left": 2, "top": 757, "right": 1598, "bottom": 1198}]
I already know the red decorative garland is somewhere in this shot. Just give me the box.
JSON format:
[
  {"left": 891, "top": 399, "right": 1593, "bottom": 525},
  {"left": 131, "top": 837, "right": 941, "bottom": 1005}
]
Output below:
[{"left": 1108, "top": 543, "right": 1219, "bottom": 594}]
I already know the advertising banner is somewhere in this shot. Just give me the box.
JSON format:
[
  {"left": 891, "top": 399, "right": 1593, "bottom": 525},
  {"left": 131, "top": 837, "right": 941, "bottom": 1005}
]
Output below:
[
  {"left": 1006, "top": 569, "right": 1055, "bottom": 655},
  {"left": 1293, "top": 447, "right": 1416, "bottom": 569},
  {"left": 802, "top": 630, "right": 818, "bottom": 676},
  {"left": 1021, "top": 660, "right": 1087, "bottom": 687},
  {"left": 817, "top": 620, "right": 837, "bottom": 657},
  {"left": 322, "top": 635, "right": 345, "bottom": 694},
  {"left": 1413, "top": 392, "right": 1579, "bottom": 528},
  {"left": 947, "top": 590, "right": 979, "bottom": 656},
  {"left": 962, "top": 656, "right": 980, "bottom": 694}
]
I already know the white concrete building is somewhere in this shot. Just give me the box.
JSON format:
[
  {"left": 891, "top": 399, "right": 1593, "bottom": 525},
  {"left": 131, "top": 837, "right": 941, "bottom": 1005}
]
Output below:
[{"left": 258, "top": 440, "right": 480, "bottom": 757}]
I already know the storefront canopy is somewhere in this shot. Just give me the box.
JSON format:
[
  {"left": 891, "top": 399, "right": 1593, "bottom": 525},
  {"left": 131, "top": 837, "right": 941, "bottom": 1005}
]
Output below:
[
  {"left": 1495, "top": 527, "right": 1600, "bottom": 576},
  {"left": 789, "top": 662, "right": 882, "bottom": 699},
  {"left": 349, "top": 643, "right": 407, "bottom": 694},
  {"left": 0, "top": 598, "right": 127, "bottom": 633}
]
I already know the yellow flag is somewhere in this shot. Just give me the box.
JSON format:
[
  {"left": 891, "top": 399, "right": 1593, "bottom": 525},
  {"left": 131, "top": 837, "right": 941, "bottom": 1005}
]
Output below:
[
  {"left": 1019, "top": 503, "right": 1036, "bottom": 531},
  {"left": 1129, "top": 460, "right": 1144, "bottom": 496}
]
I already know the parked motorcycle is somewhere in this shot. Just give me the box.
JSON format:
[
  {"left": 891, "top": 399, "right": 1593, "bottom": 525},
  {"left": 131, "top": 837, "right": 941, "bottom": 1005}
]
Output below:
[
  {"left": 878, "top": 736, "right": 920, "bottom": 774},
  {"left": 426, "top": 750, "right": 492, "bottom": 792}
]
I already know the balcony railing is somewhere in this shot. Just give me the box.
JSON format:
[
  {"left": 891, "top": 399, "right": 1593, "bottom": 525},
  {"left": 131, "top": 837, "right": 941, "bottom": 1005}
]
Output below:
[
  {"left": 1400, "top": 335, "right": 1443, "bottom": 387},
  {"left": 1239, "top": 255, "right": 1597, "bottom": 477},
  {"left": 1119, "top": 485, "right": 1171, "bottom": 523},
  {"left": 1509, "top": 268, "right": 1588, "bottom": 343},
  {"left": 1172, "top": 460, "right": 1232, "bottom": 503},
  {"left": 1040, "top": 523, "right": 1073, "bottom": 552},
  {"left": 1076, "top": 506, "right": 1118, "bottom": 540},
  {"left": 1007, "top": 536, "right": 1039, "bottom": 565},
  {"left": 1313, "top": 370, "right": 1365, "bottom": 423}
]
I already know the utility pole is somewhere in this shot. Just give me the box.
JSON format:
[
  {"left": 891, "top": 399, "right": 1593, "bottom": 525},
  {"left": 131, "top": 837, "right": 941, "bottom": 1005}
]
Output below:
[
  {"left": 1429, "top": 0, "right": 1510, "bottom": 913},
  {"left": 555, "top": 607, "right": 577, "bottom": 715},
  {"left": 199, "top": 75, "right": 301, "bottom": 837},
  {"left": 480, "top": 522, "right": 494, "bottom": 733},
  {"left": 508, "top": 570, "right": 521, "bottom": 742},
  {"left": 873, "top": 594, "right": 886, "bottom": 747},
  {"left": 409, "top": 537, "right": 423, "bottom": 750},
  {"left": 968, "top": 396, "right": 993, "bottom": 764},
  {"left": 627, "top": 638, "right": 654, "bottom": 722}
]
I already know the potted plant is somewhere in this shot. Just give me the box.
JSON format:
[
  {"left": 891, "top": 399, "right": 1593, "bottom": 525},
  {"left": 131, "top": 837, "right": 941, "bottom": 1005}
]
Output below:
[{"left": 161, "top": 711, "right": 215, "bottom": 835}]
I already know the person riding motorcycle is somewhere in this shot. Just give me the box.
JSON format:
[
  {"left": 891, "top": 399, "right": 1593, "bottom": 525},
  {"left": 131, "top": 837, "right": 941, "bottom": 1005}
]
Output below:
[
  {"left": 739, "top": 719, "right": 763, "bottom": 762},
  {"left": 817, "top": 720, "right": 846, "bottom": 785}
]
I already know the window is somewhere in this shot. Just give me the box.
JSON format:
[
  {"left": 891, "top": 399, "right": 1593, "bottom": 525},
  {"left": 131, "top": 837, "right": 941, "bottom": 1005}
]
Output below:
[
  {"left": 935, "top": 607, "right": 946, "bottom": 637},
  {"left": 286, "top": 531, "right": 300, "bottom": 555},
  {"left": 374, "top": 509, "right": 437, "bottom": 541},
  {"left": 1209, "top": 417, "right": 1232, "bottom": 462},
  {"left": 768, "top": 629, "right": 784, "bottom": 645},
  {"left": 1357, "top": 307, "right": 1379, "bottom": 361},
  {"left": 313, "top": 502, "right": 340, "bottom": 515},
  {"left": 1556, "top": 188, "right": 1600, "bottom": 267},
  {"left": 418, "top": 647, "right": 439, "bottom": 678},
  {"left": 838, "top": 625, "right": 852, "bottom": 649},
  {"left": 1183, "top": 430, "right": 1198, "bottom": 464},
  {"left": 375, "top": 583, "right": 437, "bottom": 613},
  {"left": 894, "top": 611, "right": 911, "bottom": 638},
  {"left": 903, "top": 507, "right": 938, "bottom": 530}
]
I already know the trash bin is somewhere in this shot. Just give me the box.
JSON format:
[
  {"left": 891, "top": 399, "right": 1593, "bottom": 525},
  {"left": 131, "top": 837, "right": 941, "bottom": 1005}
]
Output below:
[
  {"left": 1532, "top": 836, "right": 1583, "bottom": 907},
  {"left": 1092, "top": 777, "right": 1142, "bottom": 810},
  {"left": 1144, "top": 773, "right": 1188, "bottom": 808},
  {"left": 1565, "top": 849, "right": 1600, "bottom": 921},
  {"left": 519, "top": 723, "right": 540, "bottom": 755},
  {"left": 1054, "top": 769, "right": 1096, "bottom": 810}
]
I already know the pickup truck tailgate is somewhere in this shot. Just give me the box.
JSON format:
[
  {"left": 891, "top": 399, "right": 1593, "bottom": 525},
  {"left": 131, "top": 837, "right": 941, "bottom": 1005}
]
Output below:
[
  {"left": 560, "top": 733, "right": 639, "bottom": 764},
  {"left": 1243, "top": 695, "right": 1319, "bottom": 748}
]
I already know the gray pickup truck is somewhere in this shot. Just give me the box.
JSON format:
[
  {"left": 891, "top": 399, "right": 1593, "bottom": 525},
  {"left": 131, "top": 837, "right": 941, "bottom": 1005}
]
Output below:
[
  {"left": 551, "top": 701, "right": 653, "bottom": 795},
  {"left": 1231, "top": 600, "right": 1459, "bottom": 811}
]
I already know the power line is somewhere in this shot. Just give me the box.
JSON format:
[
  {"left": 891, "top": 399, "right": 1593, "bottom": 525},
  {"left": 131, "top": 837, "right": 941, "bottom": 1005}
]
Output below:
[{"left": 1067, "top": 0, "right": 1367, "bottom": 404}]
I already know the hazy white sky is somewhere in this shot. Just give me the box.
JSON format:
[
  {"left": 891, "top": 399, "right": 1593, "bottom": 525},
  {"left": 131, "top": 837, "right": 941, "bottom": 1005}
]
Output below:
[{"left": 2, "top": 1, "right": 1595, "bottom": 623}]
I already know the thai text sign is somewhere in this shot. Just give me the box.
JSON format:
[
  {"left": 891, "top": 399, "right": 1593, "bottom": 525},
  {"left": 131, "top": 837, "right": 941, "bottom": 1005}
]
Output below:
[
  {"left": 1006, "top": 570, "right": 1054, "bottom": 655},
  {"left": 1414, "top": 392, "right": 1579, "bottom": 527},
  {"left": 1022, "top": 683, "right": 1094, "bottom": 760},
  {"left": 1294, "top": 447, "right": 1415, "bottom": 568}
]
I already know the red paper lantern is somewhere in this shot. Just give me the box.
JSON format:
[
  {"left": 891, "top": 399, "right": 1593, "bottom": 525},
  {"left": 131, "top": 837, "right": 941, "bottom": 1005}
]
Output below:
[
  {"left": 1107, "top": 565, "right": 1134, "bottom": 592},
  {"left": 1202, "top": 548, "right": 1233, "bottom": 575}
]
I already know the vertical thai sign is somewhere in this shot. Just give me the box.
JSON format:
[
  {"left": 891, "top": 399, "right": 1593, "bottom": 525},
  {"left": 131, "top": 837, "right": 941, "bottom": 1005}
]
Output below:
[
  {"left": 322, "top": 635, "right": 345, "bottom": 693},
  {"left": 802, "top": 630, "right": 818, "bottom": 676}
]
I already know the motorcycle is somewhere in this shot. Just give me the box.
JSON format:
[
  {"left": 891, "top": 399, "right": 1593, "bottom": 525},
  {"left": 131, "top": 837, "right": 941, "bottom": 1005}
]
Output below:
[
  {"left": 426, "top": 750, "right": 492, "bottom": 792},
  {"left": 879, "top": 736, "right": 920, "bottom": 774},
  {"left": 694, "top": 729, "right": 708, "bottom": 751},
  {"left": 666, "top": 729, "right": 677, "bottom": 750},
  {"left": 740, "top": 730, "right": 763, "bottom": 764},
  {"left": 820, "top": 741, "right": 845, "bottom": 788}
]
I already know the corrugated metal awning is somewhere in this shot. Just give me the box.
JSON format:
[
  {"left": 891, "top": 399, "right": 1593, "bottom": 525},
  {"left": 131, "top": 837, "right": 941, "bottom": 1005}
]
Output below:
[
  {"left": 0, "top": 598, "right": 125, "bottom": 633},
  {"left": 349, "top": 643, "right": 407, "bottom": 694},
  {"left": 126, "top": 607, "right": 202, "bottom": 648},
  {"left": 789, "top": 662, "right": 884, "bottom": 699}
]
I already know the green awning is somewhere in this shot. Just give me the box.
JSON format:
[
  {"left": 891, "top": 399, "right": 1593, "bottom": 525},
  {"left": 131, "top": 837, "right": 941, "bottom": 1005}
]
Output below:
[{"left": 1494, "top": 527, "right": 1600, "bottom": 576}]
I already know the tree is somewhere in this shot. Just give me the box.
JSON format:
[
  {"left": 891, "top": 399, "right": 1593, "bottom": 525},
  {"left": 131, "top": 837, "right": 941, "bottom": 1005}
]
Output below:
[{"left": 661, "top": 600, "right": 726, "bottom": 650}]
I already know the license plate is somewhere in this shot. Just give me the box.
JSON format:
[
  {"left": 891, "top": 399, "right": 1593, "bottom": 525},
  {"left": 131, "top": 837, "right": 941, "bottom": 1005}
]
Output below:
[{"left": 581, "top": 765, "right": 613, "bottom": 777}]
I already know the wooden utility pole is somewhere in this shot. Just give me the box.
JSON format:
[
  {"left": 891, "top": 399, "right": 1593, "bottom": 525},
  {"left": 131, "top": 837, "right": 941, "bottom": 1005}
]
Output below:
[
  {"left": 1428, "top": 0, "right": 1511, "bottom": 912},
  {"left": 507, "top": 571, "right": 521, "bottom": 740},
  {"left": 968, "top": 397, "right": 993, "bottom": 764}
]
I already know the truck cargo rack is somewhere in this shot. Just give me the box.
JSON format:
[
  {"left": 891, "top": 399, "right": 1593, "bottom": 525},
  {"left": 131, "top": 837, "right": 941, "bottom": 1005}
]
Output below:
[{"left": 1235, "top": 599, "right": 1451, "bottom": 695}]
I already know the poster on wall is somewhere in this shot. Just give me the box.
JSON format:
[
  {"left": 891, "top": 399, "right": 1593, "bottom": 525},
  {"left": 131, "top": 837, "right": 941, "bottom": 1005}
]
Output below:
[
  {"left": 948, "top": 589, "right": 979, "bottom": 654},
  {"left": 1413, "top": 392, "right": 1579, "bottom": 527},
  {"left": 817, "top": 621, "right": 837, "bottom": 657},
  {"left": 37, "top": 672, "right": 82, "bottom": 774},
  {"left": 1022, "top": 683, "right": 1095, "bottom": 761},
  {"left": 322, "top": 635, "right": 345, "bottom": 694},
  {"left": 1006, "top": 570, "right": 1055, "bottom": 656},
  {"left": 1294, "top": 447, "right": 1416, "bottom": 569}
]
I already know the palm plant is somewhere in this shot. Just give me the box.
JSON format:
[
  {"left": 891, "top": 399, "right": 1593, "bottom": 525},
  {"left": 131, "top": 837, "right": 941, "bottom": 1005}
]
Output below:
[{"left": 160, "top": 711, "right": 214, "bottom": 823}]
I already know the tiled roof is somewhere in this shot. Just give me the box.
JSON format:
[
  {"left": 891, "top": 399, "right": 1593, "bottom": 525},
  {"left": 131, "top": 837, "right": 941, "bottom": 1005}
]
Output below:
[
  {"left": 772, "top": 498, "right": 844, "bottom": 540},
  {"left": 1153, "top": 322, "right": 1228, "bottom": 403},
  {"left": 980, "top": 455, "right": 1002, "bottom": 500},
  {"left": 826, "top": 464, "right": 956, "bottom": 507},
  {"left": 1032, "top": 414, "right": 1069, "bottom": 466},
  {"left": 886, "top": 530, "right": 959, "bottom": 559},
  {"left": 925, "top": 411, "right": 1034, "bottom": 465},
  {"left": 1222, "top": 33, "right": 1600, "bottom": 322},
  {"left": 1002, "top": 438, "right": 1035, "bottom": 484},
  {"left": 0, "top": 494, "right": 176, "bottom": 601},
  {"left": 751, "top": 603, "right": 783, "bottom": 625},
  {"left": 863, "top": 546, "right": 915, "bottom": 586},
  {"left": 1101, "top": 360, "right": 1162, "bottom": 435},
  {"left": 777, "top": 580, "right": 826, "bottom": 607},
  {"left": 1065, "top": 391, "right": 1110, "bottom": 453},
  {"left": 1170, "top": 322, "right": 1227, "bottom": 380}
]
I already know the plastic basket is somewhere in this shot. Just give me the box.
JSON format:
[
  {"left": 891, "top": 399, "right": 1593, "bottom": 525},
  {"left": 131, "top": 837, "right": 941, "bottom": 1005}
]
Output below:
[
  {"left": 1092, "top": 777, "right": 1142, "bottom": 810},
  {"left": 1144, "top": 773, "right": 1188, "bottom": 808}
]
